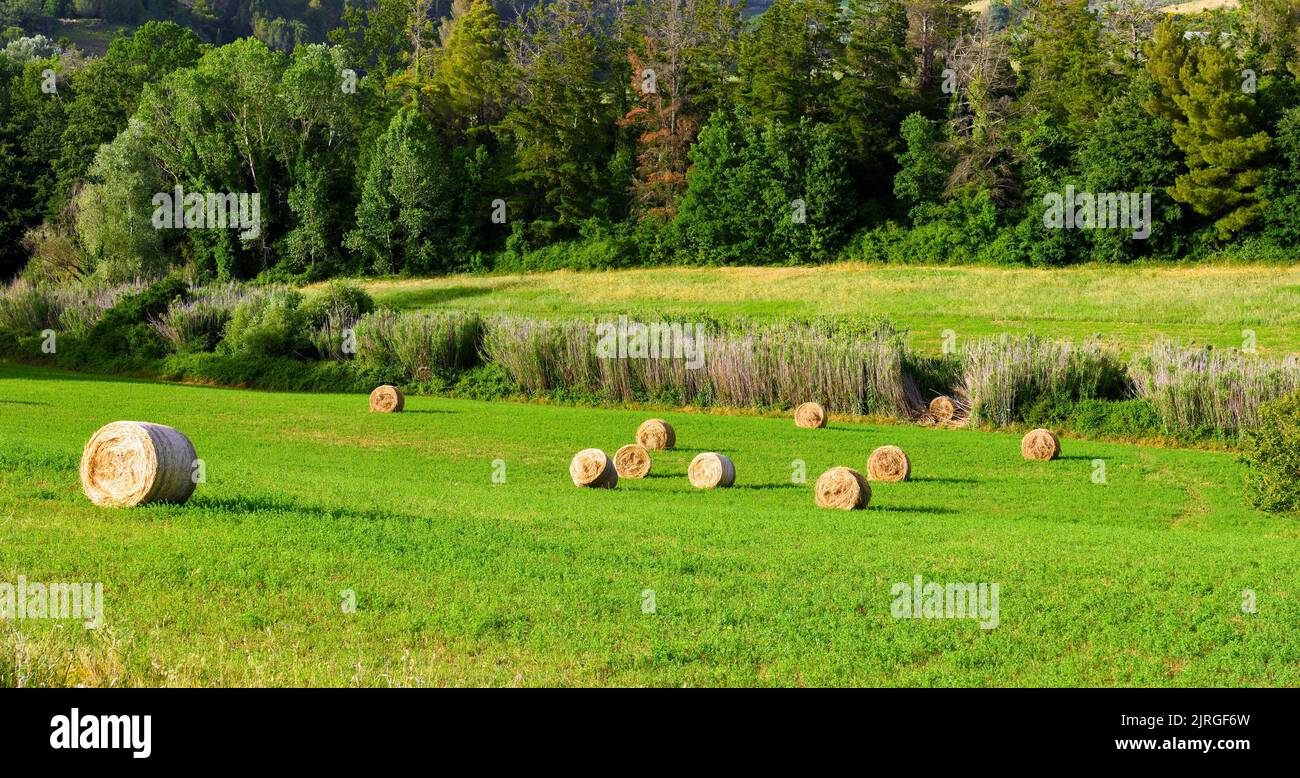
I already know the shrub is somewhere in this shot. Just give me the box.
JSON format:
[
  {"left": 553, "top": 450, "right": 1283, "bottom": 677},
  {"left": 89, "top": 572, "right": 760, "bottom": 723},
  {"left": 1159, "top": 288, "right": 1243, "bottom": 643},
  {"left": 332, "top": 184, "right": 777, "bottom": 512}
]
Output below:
[
  {"left": 302, "top": 282, "right": 377, "bottom": 362},
  {"left": 1129, "top": 340, "right": 1300, "bottom": 436},
  {"left": 220, "top": 289, "right": 312, "bottom": 360},
  {"left": 74, "top": 276, "right": 189, "bottom": 362},
  {"left": 54, "top": 283, "right": 146, "bottom": 338},
  {"left": 301, "top": 281, "right": 376, "bottom": 327},
  {"left": 1241, "top": 393, "right": 1300, "bottom": 513}
]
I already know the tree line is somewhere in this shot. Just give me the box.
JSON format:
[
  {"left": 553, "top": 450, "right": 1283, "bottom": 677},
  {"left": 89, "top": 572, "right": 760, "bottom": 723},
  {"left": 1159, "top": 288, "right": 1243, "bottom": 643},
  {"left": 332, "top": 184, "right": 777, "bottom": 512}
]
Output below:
[{"left": 2, "top": 0, "right": 1299, "bottom": 284}]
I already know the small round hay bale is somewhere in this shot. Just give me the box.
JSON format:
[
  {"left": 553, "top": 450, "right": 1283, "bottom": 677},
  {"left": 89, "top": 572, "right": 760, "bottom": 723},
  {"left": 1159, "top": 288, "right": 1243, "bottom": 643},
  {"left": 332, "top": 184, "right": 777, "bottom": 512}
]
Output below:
[
  {"left": 80, "top": 421, "right": 198, "bottom": 508},
  {"left": 814, "top": 467, "right": 871, "bottom": 510},
  {"left": 1021, "top": 428, "right": 1061, "bottom": 461},
  {"left": 369, "top": 385, "right": 404, "bottom": 413},
  {"left": 614, "top": 443, "right": 652, "bottom": 479},
  {"left": 688, "top": 452, "right": 735, "bottom": 489},
  {"left": 867, "top": 445, "right": 911, "bottom": 482},
  {"left": 929, "top": 395, "right": 956, "bottom": 423},
  {"left": 636, "top": 419, "right": 676, "bottom": 450},
  {"left": 794, "top": 402, "right": 827, "bottom": 429},
  {"left": 570, "top": 448, "right": 619, "bottom": 489}
]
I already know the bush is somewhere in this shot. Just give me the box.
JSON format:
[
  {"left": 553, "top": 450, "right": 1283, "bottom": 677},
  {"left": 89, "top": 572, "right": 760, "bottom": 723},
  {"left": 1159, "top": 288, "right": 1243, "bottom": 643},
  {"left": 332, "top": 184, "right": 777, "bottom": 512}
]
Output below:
[
  {"left": 1241, "top": 393, "right": 1300, "bottom": 513},
  {"left": 220, "top": 289, "right": 312, "bottom": 360},
  {"left": 301, "top": 281, "right": 376, "bottom": 327}
]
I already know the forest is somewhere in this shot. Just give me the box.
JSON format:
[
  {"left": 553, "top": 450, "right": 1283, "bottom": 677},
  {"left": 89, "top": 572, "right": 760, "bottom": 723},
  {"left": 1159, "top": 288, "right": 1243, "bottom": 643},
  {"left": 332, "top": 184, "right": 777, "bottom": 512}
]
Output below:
[{"left": 1, "top": 0, "right": 1299, "bottom": 284}]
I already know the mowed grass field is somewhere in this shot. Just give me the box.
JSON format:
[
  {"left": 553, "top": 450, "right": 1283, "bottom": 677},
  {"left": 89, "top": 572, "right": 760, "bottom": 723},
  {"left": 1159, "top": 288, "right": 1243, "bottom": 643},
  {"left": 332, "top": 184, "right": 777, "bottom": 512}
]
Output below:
[
  {"left": 1, "top": 363, "right": 1296, "bottom": 687},
  {"left": 352, "top": 263, "right": 1300, "bottom": 356}
]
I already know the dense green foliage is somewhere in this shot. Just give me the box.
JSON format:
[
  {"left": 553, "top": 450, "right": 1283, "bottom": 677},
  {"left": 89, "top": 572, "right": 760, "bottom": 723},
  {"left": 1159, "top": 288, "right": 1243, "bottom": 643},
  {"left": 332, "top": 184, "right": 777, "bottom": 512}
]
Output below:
[
  {"left": 3, "top": 1, "right": 1300, "bottom": 283},
  {"left": 1242, "top": 392, "right": 1300, "bottom": 512}
]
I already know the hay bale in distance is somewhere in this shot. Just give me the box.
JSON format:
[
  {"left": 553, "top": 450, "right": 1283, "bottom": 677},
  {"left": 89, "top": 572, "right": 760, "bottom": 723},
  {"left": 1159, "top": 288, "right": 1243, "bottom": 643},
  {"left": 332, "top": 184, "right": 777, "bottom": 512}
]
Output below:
[
  {"left": 794, "top": 402, "right": 827, "bottom": 429},
  {"left": 369, "top": 385, "right": 405, "bottom": 413},
  {"left": 570, "top": 448, "right": 619, "bottom": 488},
  {"left": 688, "top": 452, "right": 735, "bottom": 489},
  {"left": 636, "top": 419, "right": 676, "bottom": 450},
  {"left": 614, "top": 443, "right": 652, "bottom": 479},
  {"left": 1021, "top": 428, "right": 1061, "bottom": 461},
  {"left": 929, "top": 395, "right": 956, "bottom": 423},
  {"left": 814, "top": 467, "right": 871, "bottom": 510},
  {"left": 867, "top": 445, "right": 911, "bottom": 482},
  {"left": 80, "top": 421, "right": 198, "bottom": 508}
]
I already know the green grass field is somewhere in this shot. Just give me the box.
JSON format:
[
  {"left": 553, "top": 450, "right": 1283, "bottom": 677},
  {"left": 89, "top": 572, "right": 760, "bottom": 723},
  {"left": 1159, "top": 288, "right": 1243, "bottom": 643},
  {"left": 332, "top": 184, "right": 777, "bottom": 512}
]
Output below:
[
  {"left": 2, "top": 363, "right": 1296, "bottom": 686},
  {"left": 350, "top": 263, "right": 1300, "bottom": 357}
]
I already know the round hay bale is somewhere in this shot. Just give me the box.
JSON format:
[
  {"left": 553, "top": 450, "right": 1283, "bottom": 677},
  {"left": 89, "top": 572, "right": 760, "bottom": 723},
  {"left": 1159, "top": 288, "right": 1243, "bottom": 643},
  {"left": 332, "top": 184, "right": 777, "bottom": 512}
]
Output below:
[
  {"left": 570, "top": 448, "right": 618, "bottom": 489},
  {"left": 614, "top": 443, "right": 652, "bottom": 479},
  {"left": 794, "top": 401, "right": 827, "bottom": 429},
  {"left": 1021, "top": 428, "right": 1061, "bottom": 461},
  {"left": 867, "top": 445, "right": 911, "bottom": 482},
  {"left": 814, "top": 467, "right": 871, "bottom": 510},
  {"left": 636, "top": 419, "right": 676, "bottom": 450},
  {"left": 80, "top": 421, "right": 198, "bottom": 508},
  {"left": 369, "top": 385, "right": 404, "bottom": 413},
  {"left": 688, "top": 452, "right": 735, "bottom": 489},
  {"left": 929, "top": 395, "right": 956, "bottom": 423}
]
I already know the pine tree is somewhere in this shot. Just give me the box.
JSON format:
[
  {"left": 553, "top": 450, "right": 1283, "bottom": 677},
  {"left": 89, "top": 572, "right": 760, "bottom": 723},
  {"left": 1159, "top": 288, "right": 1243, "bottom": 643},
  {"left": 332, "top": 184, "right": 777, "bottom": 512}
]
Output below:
[
  {"left": 737, "top": 0, "right": 841, "bottom": 126},
  {"left": 832, "top": 0, "right": 915, "bottom": 179},
  {"left": 1147, "top": 22, "right": 1274, "bottom": 237},
  {"left": 431, "top": 0, "right": 504, "bottom": 132}
]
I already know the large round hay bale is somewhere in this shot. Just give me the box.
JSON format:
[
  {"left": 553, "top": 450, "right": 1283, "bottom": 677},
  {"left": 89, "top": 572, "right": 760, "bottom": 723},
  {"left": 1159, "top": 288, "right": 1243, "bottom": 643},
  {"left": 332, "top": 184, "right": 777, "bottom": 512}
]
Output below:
[
  {"left": 794, "top": 402, "right": 827, "bottom": 429},
  {"left": 80, "top": 421, "right": 198, "bottom": 508},
  {"left": 929, "top": 395, "right": 956, "bottom": 423},
  {"left": 636, "top": 419, "right": 676, "bottom": 450},
  {"left": 614, "top": 443, "right": 652, "bottom": 479},
  {"left": 1021, "top": 428, "right": 1060, "bottom": 461},
  {"left": 570, "top": 448, "right": 619, "bottom": 489},
  {"left": 369, "top": 385, "right": 404, "bottom": 413},
  {"left": 867, "top": 445, "right": 911, "bottom": 482},
  {"left": 688, "top": 452, "right": 735, "bottom": 489},
  {"left": 814, "top": 467, "right": 871, "bottom": 510}
]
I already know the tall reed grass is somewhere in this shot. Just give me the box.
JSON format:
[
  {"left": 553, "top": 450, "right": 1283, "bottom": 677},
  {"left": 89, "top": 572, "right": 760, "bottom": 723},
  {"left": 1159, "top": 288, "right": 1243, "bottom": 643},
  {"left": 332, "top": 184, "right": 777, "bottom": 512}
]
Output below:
[
  {"left": 150, "top": 284, "right": 287, "bottom": 352},
  {"left": 482, "top": 316, "right": 913, "bottom": 416},
  {"left": 0, "top": 279, "right": 144, "bottom": 337},
  {"left": 354, "top": 309, "right": 484, "bottom": 380},
  {"left": 1129, "top": 340, "right": 1300, "bottom": 436},
  {"left": 961, "top": 335, "right": 1123, "bottom": 426}
]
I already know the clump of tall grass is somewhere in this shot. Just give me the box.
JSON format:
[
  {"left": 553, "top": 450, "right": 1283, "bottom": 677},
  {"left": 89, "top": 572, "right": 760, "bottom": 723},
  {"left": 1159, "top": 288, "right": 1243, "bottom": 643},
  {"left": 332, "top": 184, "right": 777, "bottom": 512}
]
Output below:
[
  {"left": 1129, "top": 340, "right": 1300, "bottom": 436},
  {"left": 0, "top": 279, "right": 144, "bottom": 337},
  {"left": 149, "top": 284, "right": 286, "bottom": 353},
  {"left": 706, "top": 321, "right": 911, "bottom": 415},
  {"left": 482, "top": 315, "right": 913, "bottom": 416},
  {"left": 53, "top": 283, "right": 145, "bottom": 337},
  {"left": 354, "top": 309, "right": 484, "bottom": 379},
  {"left": 0, "top": 279, "right": 61, "bottom": 332},
  {"left": 961, "top": 335, "right": 1124, "bottom": 426},
  {"left": 304, "top": 282, "right": 376, "bottom": 362}
]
